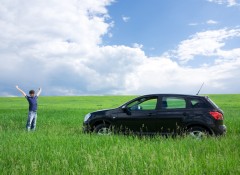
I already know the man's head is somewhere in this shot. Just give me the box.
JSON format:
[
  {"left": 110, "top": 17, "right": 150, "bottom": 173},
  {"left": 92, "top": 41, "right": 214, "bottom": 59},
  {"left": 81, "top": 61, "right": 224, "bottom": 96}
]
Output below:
[{"left": 29, "top": 90, "right": 35, "bottom": 97}]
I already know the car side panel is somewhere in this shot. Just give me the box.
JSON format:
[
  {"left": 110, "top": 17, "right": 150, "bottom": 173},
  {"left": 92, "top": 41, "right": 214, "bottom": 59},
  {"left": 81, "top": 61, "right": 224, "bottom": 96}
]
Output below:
[
  {"left": 114, "top": 110, "right": 158, "bottom": 133},
  {"left": 155, "top": 109, "right": 191, "bottom": 133}
]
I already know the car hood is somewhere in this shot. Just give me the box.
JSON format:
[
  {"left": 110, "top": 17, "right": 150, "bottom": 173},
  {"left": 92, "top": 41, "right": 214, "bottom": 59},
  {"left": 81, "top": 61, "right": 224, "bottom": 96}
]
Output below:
[{"left": 91, "top": 108, "right": 118, "bottom": 115}]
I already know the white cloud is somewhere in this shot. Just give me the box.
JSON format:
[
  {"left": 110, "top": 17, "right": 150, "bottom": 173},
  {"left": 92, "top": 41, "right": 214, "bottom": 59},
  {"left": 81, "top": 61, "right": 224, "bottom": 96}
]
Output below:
[
  {"left": 0, "top": 0, "right": 240, "bottom": 96},
  {"left": 122, "top": 15, "right": 130, "bottom": 22},
  {"left": 132, "top": 43, "right": 143, "bottom": 49},
  {"left": 173, "top": 28, "right": 240, "bottom": 63},
  {"left": 108, "top": 33, "right": 113, "bottom": 38},
  {"left": 188, "top": 23, "right": 199, "bottom": 26},
  {"left": 207, "top": 0, "right": 240, "bottom": 6},
  {"left": 0, "top": 0, "right": 114, "bottom": 95},
  {"left": 206, "top": 20, "right": 218, "bottom": 24},
  {"left": 189, "top": 20, "right": 218, "bottom": 26},
  {"left": 123, "top": 28, "right": 240, "bottom": 94}
]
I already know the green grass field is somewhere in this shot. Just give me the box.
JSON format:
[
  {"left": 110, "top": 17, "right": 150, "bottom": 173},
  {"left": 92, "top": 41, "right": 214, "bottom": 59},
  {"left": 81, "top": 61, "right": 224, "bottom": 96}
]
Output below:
[{"left": 0, "top": 95, "right": 240, "bottom": 174}]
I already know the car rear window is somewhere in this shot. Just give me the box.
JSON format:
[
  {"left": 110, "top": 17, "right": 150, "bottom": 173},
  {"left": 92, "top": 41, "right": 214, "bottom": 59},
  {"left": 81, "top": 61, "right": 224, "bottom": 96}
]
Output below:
[
  {"left": 207, "top": 97, "right": 219, "bottom": 109},
  {"left": 190, "top": 98, "right": 209, "bottom": 108},
  {"left": 162, "top": 97, "right": 186, "bottom": 109}
]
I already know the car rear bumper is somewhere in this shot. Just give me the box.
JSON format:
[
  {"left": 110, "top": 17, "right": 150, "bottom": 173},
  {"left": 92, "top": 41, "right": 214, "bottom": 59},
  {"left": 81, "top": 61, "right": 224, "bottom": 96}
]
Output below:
[{"left": 214, "top": 125, "right": 227, "bottom": 135}]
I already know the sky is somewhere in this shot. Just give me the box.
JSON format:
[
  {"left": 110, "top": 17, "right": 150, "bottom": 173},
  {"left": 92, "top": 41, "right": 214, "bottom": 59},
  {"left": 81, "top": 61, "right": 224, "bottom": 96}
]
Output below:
[{"left": 0, "top": 0, "right": 240, "bottom": 96}]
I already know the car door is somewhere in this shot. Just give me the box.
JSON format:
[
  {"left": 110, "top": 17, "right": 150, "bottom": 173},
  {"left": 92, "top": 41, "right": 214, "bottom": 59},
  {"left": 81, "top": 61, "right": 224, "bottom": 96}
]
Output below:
[
  {"left": 114, "top": 96, "right": 159, "bottom": 133},
  {"left": 155, "top": 96, "right": 188, "bottom": 134}
]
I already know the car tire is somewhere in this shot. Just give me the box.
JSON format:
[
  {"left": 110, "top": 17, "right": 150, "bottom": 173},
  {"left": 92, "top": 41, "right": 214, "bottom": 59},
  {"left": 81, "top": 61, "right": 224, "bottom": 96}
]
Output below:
[
  {"left": 187, "top": 126, "right": 209, "bottom": 139},
  {"left": 94, "top": 124, "right": 112, "bottom": 135}
]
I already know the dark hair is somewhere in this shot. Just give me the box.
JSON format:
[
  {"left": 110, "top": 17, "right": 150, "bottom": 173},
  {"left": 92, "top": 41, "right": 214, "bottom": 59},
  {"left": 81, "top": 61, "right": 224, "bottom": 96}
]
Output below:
[{"left": 29, "top": 90, "right": 35, "bottom": 94}]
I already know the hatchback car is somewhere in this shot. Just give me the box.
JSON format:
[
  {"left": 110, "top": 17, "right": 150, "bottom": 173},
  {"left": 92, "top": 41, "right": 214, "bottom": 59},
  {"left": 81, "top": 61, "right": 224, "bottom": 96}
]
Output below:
[{"left": 83, "top": 94, "right": 226, "bottom": 138}]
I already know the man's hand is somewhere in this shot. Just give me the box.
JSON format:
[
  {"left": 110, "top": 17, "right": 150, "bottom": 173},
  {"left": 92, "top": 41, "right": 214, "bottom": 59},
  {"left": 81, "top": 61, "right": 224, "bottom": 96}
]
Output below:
[
  {"left": 37, "top": 87, "right": 42, "bottom": 96},
  {"left": 16, "top": 85, "right": 27, "bottom": 97}
]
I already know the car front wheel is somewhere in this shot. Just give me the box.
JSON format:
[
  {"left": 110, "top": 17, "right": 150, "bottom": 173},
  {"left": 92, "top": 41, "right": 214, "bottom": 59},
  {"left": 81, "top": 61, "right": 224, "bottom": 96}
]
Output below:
[{"left": 94, "top": 124, "right": 112, "bottom": 135}]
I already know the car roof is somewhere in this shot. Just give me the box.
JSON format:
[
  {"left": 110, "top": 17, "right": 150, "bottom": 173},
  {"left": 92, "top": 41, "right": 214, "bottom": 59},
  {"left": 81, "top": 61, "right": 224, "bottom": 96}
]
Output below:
[
  {"left": 121, "top": 94, "right": 208, "bottom": 107},
  {"left": 139, "top": 94, "right": 207, "bottom": 98}
]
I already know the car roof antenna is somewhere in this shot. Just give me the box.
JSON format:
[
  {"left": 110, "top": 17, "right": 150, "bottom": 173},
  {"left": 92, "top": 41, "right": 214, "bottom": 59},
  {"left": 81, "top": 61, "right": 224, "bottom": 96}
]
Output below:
[{"left": 196, "top": 82, "right": 204, "bottom": 95}]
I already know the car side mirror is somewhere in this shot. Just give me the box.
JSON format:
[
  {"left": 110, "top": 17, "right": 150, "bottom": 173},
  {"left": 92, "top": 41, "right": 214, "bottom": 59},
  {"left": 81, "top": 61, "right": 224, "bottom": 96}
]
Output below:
[{"left": 122, "top": 105, "right": 131, "bottom": 115}]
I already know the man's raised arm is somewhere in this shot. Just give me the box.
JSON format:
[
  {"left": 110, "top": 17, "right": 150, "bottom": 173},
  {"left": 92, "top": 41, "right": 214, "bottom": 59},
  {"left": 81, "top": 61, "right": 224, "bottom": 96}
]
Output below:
[
  {"left": 16, "top": 85, "right": 27, "bottom": 97},
  {"left": 37, "top": 88, "right": 42, "bottom": 97}
]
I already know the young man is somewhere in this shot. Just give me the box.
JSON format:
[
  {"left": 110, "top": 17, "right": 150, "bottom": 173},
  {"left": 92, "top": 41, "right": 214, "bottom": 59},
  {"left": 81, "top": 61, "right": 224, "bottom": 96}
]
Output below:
[{"left": 16, "top": 86, "right": 42, "bottom": 131}]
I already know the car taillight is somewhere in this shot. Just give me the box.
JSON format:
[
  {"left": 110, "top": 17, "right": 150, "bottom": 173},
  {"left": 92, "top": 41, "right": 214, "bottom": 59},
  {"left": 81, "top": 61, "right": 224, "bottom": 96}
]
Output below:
[{"left": 209, "top": 111, "right": 223, "bottom": 120}]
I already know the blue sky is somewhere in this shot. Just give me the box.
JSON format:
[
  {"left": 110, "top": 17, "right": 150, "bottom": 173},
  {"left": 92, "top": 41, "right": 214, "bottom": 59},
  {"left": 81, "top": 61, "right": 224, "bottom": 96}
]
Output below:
[
  {"left": 0, "top": 0, "right": 240, "bottom": 96},
  {"left": 105, "top": 0, "right": 240, "bottom": 56}
]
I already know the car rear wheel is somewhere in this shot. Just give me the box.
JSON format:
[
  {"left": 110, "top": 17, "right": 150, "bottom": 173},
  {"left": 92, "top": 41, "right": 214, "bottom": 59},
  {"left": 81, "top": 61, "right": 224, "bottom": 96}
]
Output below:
[
  {"left": 187, "top": 126, "right": 209, "bottom": 139},
  {"left": 94, "top": 124, "right": 112, "bottom": 135}
]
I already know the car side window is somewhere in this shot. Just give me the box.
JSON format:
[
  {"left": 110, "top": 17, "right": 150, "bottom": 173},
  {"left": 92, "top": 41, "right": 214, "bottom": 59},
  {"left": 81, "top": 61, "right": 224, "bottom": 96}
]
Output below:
[
  {"left": 162, "top": 97, "right": 186, "bottom": 109},
  {"left": 190, "top": 98, "right": 209, "bottom": 108},
  {"left": 127, "top": 97, "right": 157, "bottom": 111}
]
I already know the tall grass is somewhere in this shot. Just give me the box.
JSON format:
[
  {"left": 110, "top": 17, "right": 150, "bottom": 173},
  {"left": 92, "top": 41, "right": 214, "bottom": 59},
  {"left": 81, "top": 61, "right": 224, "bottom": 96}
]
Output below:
[{"left": 0, "top": 95, "right": 240, "bottom": 174}]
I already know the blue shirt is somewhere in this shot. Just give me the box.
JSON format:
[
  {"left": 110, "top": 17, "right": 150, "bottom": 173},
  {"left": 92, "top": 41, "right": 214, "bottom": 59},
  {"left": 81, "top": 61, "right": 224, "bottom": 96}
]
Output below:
[{"left": 26, "top": 96, "right": 38, "bottom": 112}]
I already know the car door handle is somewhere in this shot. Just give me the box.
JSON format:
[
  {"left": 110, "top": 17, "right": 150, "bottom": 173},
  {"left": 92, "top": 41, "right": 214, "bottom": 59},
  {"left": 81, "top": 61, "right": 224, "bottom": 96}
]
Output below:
[{"left": 148, "top": 113, "right": 154, "bottom": 116}]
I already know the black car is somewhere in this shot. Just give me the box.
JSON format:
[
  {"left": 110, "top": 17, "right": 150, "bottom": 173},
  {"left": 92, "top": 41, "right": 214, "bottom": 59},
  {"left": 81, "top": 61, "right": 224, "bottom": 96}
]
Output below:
[{"left": 83, "top": 94, "right": 226, "bottom": 138}]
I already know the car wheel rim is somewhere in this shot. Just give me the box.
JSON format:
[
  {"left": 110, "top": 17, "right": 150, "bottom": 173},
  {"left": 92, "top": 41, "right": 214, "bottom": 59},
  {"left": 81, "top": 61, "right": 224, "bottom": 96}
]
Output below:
[
  {"left": 189, "top": 131, "right": 206, "bottom": 139},
  {"left": 97, "top": 127, "right": 112, "bottom": 135}
]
